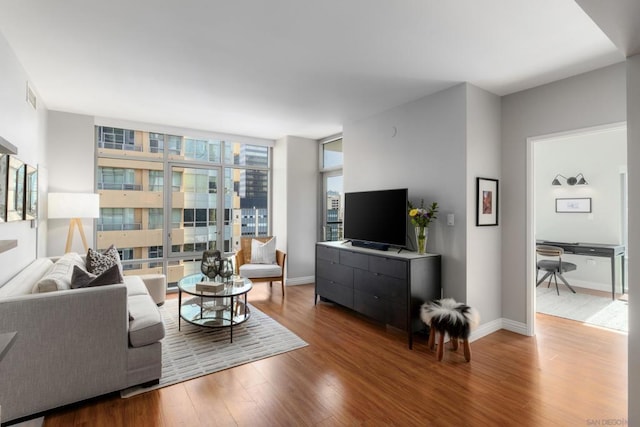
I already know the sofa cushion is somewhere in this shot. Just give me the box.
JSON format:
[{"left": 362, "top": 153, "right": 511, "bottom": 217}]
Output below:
[
  {"left": 71, "top": 264, "right": 122, "bottom": 288},
  {"left": 87, "top": 246, "right": 124, "bottom": 282},
  {"left": 33, "top": 252, "right": 85, "bottom": 293},
  {"left": 239, "top": 263, "right": 282, "bottom": 279},
  {"left": 0, "top": 258, "right": 54, "bottom": 298},
  {"left": 124, "top": 275, "right": 150, "bottom": 297},
  {"left": 251, "top": 237, "right": 276, "bottom": 264},
  {"left": 128, "top": 294, "right": 165, "bottom": 347}
]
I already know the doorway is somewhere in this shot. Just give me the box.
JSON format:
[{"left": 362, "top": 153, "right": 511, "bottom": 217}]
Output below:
[{"left": 526, "top": 122, "right": 628, "bottom": 334}]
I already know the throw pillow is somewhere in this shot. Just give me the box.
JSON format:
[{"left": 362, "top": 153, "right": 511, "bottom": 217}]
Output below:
[
  {"left": 87, "top": 245, "right": 124, "bottom": 282},
  {"left": 33, "top": 252, "right": 85, "bottom": 293},
  {"left": 71, "top": 264, "right": 122, "bottom": 289},
  {"left": 251, "top": 237, "right": 276, "bottom": 264}
]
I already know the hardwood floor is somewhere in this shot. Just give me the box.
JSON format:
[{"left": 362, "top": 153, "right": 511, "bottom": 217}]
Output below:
[{"left": 42, "top": 283, "right": 628, "bottom": 426}]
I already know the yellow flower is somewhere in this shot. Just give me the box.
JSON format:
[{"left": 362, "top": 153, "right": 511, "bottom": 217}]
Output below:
[{"left": 409, "top": 209, "right": 418, "bottom": 217}]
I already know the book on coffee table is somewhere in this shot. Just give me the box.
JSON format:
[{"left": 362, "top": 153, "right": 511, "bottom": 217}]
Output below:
[{"left": 195, "top": 282, "right": 225, "bottom": 293}]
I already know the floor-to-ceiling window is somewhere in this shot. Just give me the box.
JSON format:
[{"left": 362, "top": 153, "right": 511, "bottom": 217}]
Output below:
[
  {"left": 320, "top": 136, "right": 343, "bottom": 241},
  {"left": 95, "top": 126, "right": 271, "bottom": 288}
]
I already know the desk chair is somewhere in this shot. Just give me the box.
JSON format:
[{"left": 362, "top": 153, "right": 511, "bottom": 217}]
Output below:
[{"left": 536, "top": 245, "right": 577, "bottom": 295}]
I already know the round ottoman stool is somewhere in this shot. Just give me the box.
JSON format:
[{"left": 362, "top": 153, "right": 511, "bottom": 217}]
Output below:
[
  {"left": 420, "top": 298, "right": 480, "bottom": 362},
  {"left": 139, "top": 274, "right": 167, "bottom": 306}
]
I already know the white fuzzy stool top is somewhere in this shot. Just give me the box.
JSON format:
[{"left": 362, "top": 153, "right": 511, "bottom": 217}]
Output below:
[{"left": 420, "top": 298, "right": 480, "bottom": 339}]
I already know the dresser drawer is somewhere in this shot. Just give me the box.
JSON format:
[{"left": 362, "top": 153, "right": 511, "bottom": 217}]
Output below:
[
  {"left": 369, "top": 256, "right": 407, "bottom": 280},
  {"left": 316, "top": 277, "right": 354, "bottom": 308},
  {"left": 354, "top": 269, "right": 407, "bottom": 301},
  {"left": 387, "top": 302, "right": 408, "bottom": 330},
  {"left": 354, "top": 290, "right": 387, "bottom": 323},
  {"left": 340, "top": 250, "right": 368, "bottom": 270},
  {"left": 316, "top": 258, "right": 354, "bottom": 287},
  {"left": 316, "top": 245, "right": 340, "bottom": 263}
]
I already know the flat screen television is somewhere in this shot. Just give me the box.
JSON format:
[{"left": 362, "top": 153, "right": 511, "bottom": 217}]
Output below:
[{"left": 343, "top": 188, "right": 408, "bottom": 250}]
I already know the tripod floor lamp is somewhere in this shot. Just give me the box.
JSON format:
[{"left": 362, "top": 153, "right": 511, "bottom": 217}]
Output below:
[{"left": 48, "top": 193, "right": 100, "bottom": 253}]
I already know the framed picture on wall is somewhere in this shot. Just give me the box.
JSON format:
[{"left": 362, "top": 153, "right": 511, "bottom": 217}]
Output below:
[
  {"left": 555, "top": 197, "right": 592, "bottom": 213},
  {"left": 476, "top": 177, "right": 499, "bottom": 226}
]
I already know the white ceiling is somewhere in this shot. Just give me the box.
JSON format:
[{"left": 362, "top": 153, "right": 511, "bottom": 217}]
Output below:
[{"left": 0, "top": 0, "right": 624, "bottom": 140}]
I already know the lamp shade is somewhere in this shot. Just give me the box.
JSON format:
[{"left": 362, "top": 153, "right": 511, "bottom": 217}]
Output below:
[{"left": 48, "top": 193, "right": 100, "bottom": 219}]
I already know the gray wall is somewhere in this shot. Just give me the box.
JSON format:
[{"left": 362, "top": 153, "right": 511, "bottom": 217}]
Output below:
[
  {"left": 343, "top": 82, "right": 501, "bottom": 325},
  {"left": 466, "top": 84, "right": 502, "bottom": 324},
  {"left": 626, "top": 53, "right": 640, "bottom": 427},
  {"left": 344, "top": 84, "right": 468, "bottom": 301},
  {"left": 0, "top": 32, "right": 48, "bottom": 285},
  {"left": 501, "top": 62, "right": 627, "bottom": 323}
]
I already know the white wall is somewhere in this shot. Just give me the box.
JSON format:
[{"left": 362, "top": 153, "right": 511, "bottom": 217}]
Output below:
[
  {"left": 46, "top": 111, "right": 96, "bottom": 256},
  {"left": 343, "top": 84, "right": 468, "bottom": 302},
  {"left": 466, "top": 84, "right": 502, "bottom": 324},
  {"left": 0, "top": 32, "right": 48, "bottom": 285},
  {"left": 626, "top": 53, "right": 640, "bottom": 427},
  {"left": 273, "top": 136, "right": 318, "bottom": 284},
  {"left": 534, "top": 126, "right": 626, "bottom": 292},
  {"left": 501, "top": 62, "right": 627, "bottom": 323}
]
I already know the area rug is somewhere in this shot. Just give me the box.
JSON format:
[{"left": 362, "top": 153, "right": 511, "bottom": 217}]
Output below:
[
  {"left": 536, "top": 286, "right": 628, "bottom": 332},
  {"left": 121, "top": 298, "right": 308, "bottom": 397}
]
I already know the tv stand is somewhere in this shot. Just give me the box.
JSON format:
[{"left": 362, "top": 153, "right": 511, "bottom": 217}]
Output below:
[
  {"left": 351, "top": 240, "right": 389, "bottom": 251},
  {"left": 315, "top": 241, "right": 441, "bottom": 349}
]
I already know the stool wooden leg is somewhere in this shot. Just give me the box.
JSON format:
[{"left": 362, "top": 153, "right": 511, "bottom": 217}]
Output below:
[
  {"left": 437, "top": 331, "right": 445, "bottom": 361},
  {"left": 428, "top": 324, "right": 436, "bottom": 351},
  {"left": 451, "top": 337, "right": 459, "bottom": 351},
  {"left": 463, "top": 339, "right": 471, "bottom": 362}
]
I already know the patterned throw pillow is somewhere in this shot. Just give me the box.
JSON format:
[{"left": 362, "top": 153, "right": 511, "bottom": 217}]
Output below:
[
  {"left": 250, "top": 237, "right": 276, "bottom": 264},
  {"left": 87, "top": 246, "right": 124, "bottom": 282},
  {"left": 71, "top": 264, "right": 122, "bottom": 288}
]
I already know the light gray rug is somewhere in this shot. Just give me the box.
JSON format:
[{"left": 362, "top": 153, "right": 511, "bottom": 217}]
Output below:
[
  {"left": 122, "top": 298, "right": 308, "bottom": 397},
  {"left": 536, "top": 286, "right": 628, "bottom": 332}
]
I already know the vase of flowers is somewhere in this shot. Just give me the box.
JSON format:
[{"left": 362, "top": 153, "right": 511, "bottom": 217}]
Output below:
[{"left": 408, "top": 199, "right": 438, "bottom": 254}]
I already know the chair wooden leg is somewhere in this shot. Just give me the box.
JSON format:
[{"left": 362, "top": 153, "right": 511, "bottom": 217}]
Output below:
[
  {"left": 437, "top": 331, "right": 445, "bottom": 361},
  {"left": 463, "top": 339, "right": 472, "bottom": 362},
  {"left": 428, "top": 324, "right": 436, "bottom": 350},
  {"left": 281, "top": 281, "right": 285, "bottom": 298}
]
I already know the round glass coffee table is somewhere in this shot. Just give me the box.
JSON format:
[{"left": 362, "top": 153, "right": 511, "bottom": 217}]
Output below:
[{"left": 177, "top": 274, "right": 253, "bottom": 343}]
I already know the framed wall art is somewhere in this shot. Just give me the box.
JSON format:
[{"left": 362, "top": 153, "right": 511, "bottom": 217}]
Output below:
[
  {"left": 555, "top": 197, "right": 591, "bottom": 213},
  {"left": 476, "top": 177, "right": 498, "bottom": 226}
]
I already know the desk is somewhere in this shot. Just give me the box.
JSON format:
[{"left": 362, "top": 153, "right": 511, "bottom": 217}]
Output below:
[{"left": 537, "top": 241, "right": 625, "bottom": 300}]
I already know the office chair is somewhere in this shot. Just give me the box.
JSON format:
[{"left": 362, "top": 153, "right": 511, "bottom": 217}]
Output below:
[{"left": 536, "top": 245, "right": 577, "bottom": 295}]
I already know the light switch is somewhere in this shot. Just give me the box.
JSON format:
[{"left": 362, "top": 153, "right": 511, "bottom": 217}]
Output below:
[{"left": 447, "top": 213, "right": 455, "bottom": 226}]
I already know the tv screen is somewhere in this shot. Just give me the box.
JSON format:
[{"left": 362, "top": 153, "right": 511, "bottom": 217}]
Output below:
[{"left": 343, "top": 188, "right": 408, "bottom": 248}]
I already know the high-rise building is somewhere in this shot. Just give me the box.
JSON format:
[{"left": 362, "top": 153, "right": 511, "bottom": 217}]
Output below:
[{"left": 95, "top": 126, "right": 270, "bottom": 286}]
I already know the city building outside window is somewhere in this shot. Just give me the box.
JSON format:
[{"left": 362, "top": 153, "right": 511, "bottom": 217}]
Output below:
[
  {"left": 320, "top": 136, "right": 343, "bottom": 241},
  {"left": 95, "top": 125, "right": 270, "bottom": 287}
]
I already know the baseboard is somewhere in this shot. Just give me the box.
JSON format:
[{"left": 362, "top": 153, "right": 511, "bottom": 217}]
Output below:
[
  {"left": 285, "top": 276, "right": 314, "bottom": 286},
  {"left": 469, "top": 318, "right": 502, "bottom": 342},
  {"left": 469, "top": 318, "right": 529, "bottom": 342},
  {"left": 500, "top": 318, "right": 529, "bottom": 336}
]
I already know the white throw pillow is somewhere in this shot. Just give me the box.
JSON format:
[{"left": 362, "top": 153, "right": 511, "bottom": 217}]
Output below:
[
  {"left": 251, "top": 237, "right": 276, "bottom": 264},
  {"left": 33, "top": 252, "right": 85, "bottom": 293}
]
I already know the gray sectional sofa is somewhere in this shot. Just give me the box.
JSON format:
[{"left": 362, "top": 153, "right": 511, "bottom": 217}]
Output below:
[{"left": 0, "top": 254, "right": 165, "bottom": 424}]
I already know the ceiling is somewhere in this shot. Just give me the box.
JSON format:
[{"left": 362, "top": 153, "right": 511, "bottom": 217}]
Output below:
[{"left": 0, "top": 1, "right": 625, "bottom": 141}]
